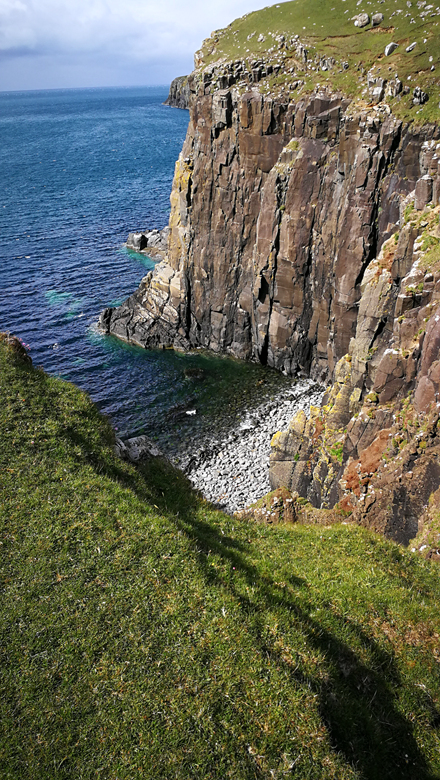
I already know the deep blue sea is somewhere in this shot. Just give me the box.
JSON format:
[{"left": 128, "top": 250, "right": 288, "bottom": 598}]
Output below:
[{"left": 0, "top": 85, "right": 292, "bottom": 451}]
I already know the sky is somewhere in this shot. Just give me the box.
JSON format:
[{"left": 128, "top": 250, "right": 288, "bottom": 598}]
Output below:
[{"left": 0, "top": 0, "right": 275, "bottom": 92}]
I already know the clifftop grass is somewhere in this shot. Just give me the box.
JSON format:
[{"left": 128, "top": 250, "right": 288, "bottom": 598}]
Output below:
[
  {"left": 198, "top": 0, "right": 440, "bottom": 123},
  {"left": 1, "top": 339, "right": 440, "bottom": 779}
]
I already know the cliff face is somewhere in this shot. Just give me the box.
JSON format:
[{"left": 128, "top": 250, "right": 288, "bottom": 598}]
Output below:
[
  {"left": 100, "top": 59, "right": 440, "bottom": 549},
  {"left": 102, "top": 65, "right": 439, "bottom": 379},
  {"left": 164, "top": 76, "right": 190, "bottom": 110},
  {"left": 270, "top": 197, "right": 440, "bottom": 548}
]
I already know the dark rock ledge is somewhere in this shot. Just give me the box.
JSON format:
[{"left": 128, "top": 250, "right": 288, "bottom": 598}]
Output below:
[
  {"left": 126, "top": 226, "right": 170, "bottom": 258},
  {"left": 164, "top": 76, "right": 190, "bottom": 110}
]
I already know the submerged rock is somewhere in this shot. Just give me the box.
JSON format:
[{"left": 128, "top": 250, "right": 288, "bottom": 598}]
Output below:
[{"left": 183, "top": 367, "right": 205, "bottom": 380}]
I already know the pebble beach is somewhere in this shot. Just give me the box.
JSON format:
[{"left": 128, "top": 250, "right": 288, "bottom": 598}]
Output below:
[{"left": 174, "top": 379, "right": 324, "bottom": 513}]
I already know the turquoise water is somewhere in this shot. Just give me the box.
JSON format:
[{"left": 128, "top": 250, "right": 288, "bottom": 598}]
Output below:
[{"left": 0, "top": 86, "right": 293, "bottom": 446}]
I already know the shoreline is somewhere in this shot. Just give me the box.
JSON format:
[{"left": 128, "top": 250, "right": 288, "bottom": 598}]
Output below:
[{"left": 170, "top": 378, "right": 324, "bottom": 513}]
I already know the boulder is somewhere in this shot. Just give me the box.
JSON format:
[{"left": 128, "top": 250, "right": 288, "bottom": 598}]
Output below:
[
  {"left": 372, "top": 83, "right": 385, "bottom": 103},
  {"left": 384, "top": 42, "right": 399, "bottom": 56},
  {"left": 413, "top": 86, "right": 429, "bottom": 105},
  {"left": 115, "top": 436, "right": 164, "bottom": 462},
  {"left": 126, "top": 227, "right": 170, "bottom": 254},
  {"left": 372, "top": 12, "right": 384, "bottom": 26},
  {"left": 127, "top": 232, "right": 148, "bottom": 251},
  {"left": 386, "top": 77, "right": 403, "bottom": 97},
  {"left": 353, "top": 12, "right": 370, "bottom": 27},
  {"left": 367, "top": 69, "right": 387, "bottom": 103}
]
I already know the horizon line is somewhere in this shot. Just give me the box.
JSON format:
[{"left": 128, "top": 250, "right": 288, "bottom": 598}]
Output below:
[{"left": 0, "top": 83, "right": 176, "bottom": 96}]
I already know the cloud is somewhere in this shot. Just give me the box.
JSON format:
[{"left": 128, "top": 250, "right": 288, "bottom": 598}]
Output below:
[{"left": 0, "top": 0, "right": 275, "bottom": 89}]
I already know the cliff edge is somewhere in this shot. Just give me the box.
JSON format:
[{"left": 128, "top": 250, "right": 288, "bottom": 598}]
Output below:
[
  {"left": 164, "top": 75, "right": 190, "bottom": 109},
  {"left": 100, "top": 0, "right": 440, "bottom": 550}
]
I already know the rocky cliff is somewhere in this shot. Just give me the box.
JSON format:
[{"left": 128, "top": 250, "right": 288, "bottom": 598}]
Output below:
[
  {"left": 100, "top": 0, "right": 440, "bottom": 551},
  {"left": 164, "top": 75, "right": 190, "bottom": 110}
]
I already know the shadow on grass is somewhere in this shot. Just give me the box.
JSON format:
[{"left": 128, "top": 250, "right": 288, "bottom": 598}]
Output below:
[
  {"left": 46, "top": 405, "right": 439, "bottom": 780},
  {"left": 133, "top": 459, "right": 439, "bottom": 780}
]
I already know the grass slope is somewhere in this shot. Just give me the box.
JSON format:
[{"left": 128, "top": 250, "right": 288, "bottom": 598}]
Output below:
[
  {"left": 199, "top": 0, "right": 440, "bottom": 123},
  {"left": 1, "top": 339, "right": 440, "bottom": 779}
]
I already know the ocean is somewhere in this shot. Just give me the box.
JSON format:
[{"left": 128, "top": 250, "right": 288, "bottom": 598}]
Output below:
[{"left": 0, "top": 85, "right": 294, "bottom": 453}]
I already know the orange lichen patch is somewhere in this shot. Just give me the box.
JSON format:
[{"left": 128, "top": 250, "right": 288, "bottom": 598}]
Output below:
[
  {"left": 342, "top": 459, "right": 363, "bottom": 496},
  {"left": 360, "top": 428, "right": 393, "bottom": 473},
  {"left": 312, "top": 416, "right": 324, "bottom": 442},
  {"left": 337, "top": 495, "right": 356, "bottom": 514},
  {"left": 378, "top": 235, "right": 398, "bottom": 272},
  {"left": 341, "top": 428, "right": 393, "bottom": 496}
]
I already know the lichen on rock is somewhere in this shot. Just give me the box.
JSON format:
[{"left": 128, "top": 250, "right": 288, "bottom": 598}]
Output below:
[{"left": 270, "top": 203, "right": 440, "bottom": 550}]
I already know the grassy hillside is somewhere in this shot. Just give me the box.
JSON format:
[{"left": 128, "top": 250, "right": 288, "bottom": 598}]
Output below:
[
  {"left": 198, "top": 0, "right": 440, "bottom": 123},
  {"left": 1, "top": 336, "right": 440, "bottom": 779}
]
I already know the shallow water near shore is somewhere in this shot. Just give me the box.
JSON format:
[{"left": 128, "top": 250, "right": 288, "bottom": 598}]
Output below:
[{"left": 0, "top": 84, "right": 318, "bottom": 461}]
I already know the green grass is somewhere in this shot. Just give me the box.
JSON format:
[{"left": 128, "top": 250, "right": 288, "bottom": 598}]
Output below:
[
  {"left": 1, "top": 339, "right": 440, "bottom": 779},
  {"left": 198, "top": 0, "right": 440, "bottom": 124},
  {"left": 400, "top": 203, "right": 440, "bottom": 273}
]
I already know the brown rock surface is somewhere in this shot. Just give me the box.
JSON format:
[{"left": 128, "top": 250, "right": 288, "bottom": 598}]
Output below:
[
  {"left": 99, "top": 54, "right": 440, "bottom": 550},
  {"left": 101, "top": 65, "right": 440, "bottom": 384},
  {"left": 164, "top": 75, "right": 191, "bottom": 110},
  {"left": 269, "top": 202, "right": 440, "bottom": 548}
]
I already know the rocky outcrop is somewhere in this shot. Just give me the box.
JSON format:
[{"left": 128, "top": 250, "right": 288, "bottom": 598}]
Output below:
[
  {"left": 164, "top": 76, "right": 191, "bottom": 110},
  {"left": 0, "top": 333, "right": 32, "bottom": 364},
  {"left": 115, "top": 435, "right": 164, "bottom": 461},
  {"left": 126, "top": 226, "right": 169, "bottom": 257},
  {"left": 353, "top": 13, "right": 370, "bottom": 28},
  {"left": 270, "top": 202, "right": 440, "bottom": 547},
  {"left": 100, "top": 54, "right": 440, "bottom": 549},
  {"left": 100, "top": 63, "right": 440, "bottom": 379}
]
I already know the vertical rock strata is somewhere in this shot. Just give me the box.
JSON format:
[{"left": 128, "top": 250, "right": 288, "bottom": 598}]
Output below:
[
  {"left": 102, "top": 69, "right": 439, "bottom": 380},
  {"left": 101, "top": 63, "right": 440, "bottom": 546},
  {"left": 164, "top": 76, "right": 191, "bottom": 110},
  {"left": 270, "top": 203, "right": 440, "bottom": 546}
]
